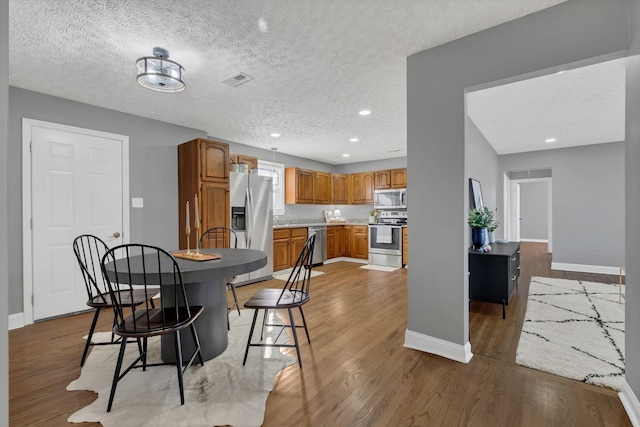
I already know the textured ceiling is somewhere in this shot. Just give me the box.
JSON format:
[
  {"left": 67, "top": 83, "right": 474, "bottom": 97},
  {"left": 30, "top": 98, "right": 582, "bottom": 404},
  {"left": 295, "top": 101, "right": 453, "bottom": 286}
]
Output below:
[
  {"left": 467, "top": 57, "right": 626, "bottom": 155},
  {"left": 9, "top": 0, "right": 566, "bottom": 164}
]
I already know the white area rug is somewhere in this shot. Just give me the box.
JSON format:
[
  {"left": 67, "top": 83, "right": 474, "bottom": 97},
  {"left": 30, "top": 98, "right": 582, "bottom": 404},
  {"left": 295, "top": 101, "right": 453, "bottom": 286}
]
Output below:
[
  {"left": 67, "top": 310, "right": 295, "bottom": 426},
  {"left": 273, "top": 270, "right": 325, "bottom": 281},
  {"left": 359, "top": 264, "right": 399, "bottom": 272},
  {"left": 516, "top": 276, "right": 625, "bottom": 390}
]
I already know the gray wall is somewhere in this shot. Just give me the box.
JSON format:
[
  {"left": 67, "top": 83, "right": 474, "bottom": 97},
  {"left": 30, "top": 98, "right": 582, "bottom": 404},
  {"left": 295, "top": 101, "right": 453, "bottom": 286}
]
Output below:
[
  {"left": 407, "top": 0, "right": 629, "bottom": 353},
  {"left": 626, "top": 0, "right": 640, "bottom": 402},
  {"left": 1, "top": 0, "right": 9, "bottom": 423},
  {"left": 8, "top": 87, "right": 206, "bottom": 314},
  {"left": 466, "top": 117, "right": 499, "bottom": 210},
  {"left": 500, "top": 142, "right": 624, "bottom": 267},
  {"left": 519, "top": 181, "right": 549, "bottom": 240}
]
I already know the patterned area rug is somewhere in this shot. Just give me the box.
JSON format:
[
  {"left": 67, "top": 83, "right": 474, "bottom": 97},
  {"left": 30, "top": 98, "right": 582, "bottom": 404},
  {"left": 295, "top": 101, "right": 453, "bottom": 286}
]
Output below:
[
  {"left": 67, "top": 310, "right": 295, "bottom": 426},
  {"left": 516, "top": 276, "right": 625, "bottom": 390}
]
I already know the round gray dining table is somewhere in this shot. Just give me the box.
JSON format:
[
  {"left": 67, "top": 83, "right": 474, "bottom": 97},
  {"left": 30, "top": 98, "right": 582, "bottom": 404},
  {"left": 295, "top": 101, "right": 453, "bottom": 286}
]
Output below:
[{"left": 105, "top": 248, "right": 267, "bottom": 363}]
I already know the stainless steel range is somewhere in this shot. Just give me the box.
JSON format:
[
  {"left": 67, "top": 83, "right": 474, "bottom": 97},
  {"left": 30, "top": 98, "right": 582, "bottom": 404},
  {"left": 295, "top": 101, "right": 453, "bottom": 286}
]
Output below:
[{"left": 368, "top": 210, "right": 407, "bottom": 268}]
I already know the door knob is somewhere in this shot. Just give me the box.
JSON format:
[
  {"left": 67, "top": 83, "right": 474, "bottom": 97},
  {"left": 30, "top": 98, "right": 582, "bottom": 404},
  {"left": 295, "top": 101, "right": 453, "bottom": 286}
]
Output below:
[{"left": 113, "top": 232, "right": 121, "bottom": 238}]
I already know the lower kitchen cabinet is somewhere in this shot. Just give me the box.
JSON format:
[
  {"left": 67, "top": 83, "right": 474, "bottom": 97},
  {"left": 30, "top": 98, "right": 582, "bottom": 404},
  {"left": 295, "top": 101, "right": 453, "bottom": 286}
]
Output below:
[
  {"left": 273, "top": 227, "right": 308, "bottom": 271},
  {"left": 402, "top": 227, "right": 408, "bottom": 265},
  {"left": 327, "top": 226, "right": 337, "bottom": 259},
  {"left": 351, "top": 225, "right": 369, "bottom": 259},
  {"left": 468, "top": 242, "right": 520, "bottom": 319}
]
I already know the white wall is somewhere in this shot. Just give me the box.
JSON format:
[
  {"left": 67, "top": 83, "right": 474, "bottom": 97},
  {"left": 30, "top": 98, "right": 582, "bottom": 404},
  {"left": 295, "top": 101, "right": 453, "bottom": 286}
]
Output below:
[{"left": 519, "top": 181, "right": 549, "bottom": 240}]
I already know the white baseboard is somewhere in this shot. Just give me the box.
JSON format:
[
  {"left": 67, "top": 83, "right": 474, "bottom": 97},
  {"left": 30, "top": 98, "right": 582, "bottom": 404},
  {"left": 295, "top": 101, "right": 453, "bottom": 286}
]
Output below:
[
  {"left": 404, "top": 329, "right": 473, "bottom": 364},
  {"left": 8, "top": 312, "right": 24, "bottom": 330},
  {"left": 620, "top": 380, "right": 640, "bottom": 426},
  {"left": 551, "top": 262, "right": 625, "bottom": 276},
  {"left": 520, "top": 238, "right": 549, "bottom": 243}
]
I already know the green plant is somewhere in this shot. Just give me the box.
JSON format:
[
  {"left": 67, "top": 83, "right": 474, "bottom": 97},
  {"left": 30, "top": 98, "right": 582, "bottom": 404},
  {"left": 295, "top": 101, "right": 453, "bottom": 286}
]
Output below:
[
  {"left": 483, "top": 207, "right": 499, "bottom": 232},
  {"left": 468, "top": 208, "right": 492, "bottom": 229},
  {"left": 369, "top": 208, "right": 377, "bottom": 216}
]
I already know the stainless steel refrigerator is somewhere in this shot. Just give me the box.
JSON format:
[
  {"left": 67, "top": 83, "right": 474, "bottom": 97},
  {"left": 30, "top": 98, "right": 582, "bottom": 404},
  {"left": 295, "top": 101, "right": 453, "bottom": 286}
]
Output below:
[{"left": 230, "top": 171, "right": 274, "bottom": 285}]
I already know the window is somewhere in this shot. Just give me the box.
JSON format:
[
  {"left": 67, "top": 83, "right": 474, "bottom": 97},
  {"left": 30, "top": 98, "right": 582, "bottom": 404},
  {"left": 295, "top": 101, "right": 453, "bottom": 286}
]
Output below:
[{"left": 257, "top": 160, "right": 285, "bottom": 216}]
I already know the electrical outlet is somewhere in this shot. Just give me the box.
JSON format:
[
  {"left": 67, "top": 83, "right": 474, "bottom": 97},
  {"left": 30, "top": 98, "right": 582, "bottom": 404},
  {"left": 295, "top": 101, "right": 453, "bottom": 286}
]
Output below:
[{"left": 132, "top": 197, "right": 144, "bottom": 208}]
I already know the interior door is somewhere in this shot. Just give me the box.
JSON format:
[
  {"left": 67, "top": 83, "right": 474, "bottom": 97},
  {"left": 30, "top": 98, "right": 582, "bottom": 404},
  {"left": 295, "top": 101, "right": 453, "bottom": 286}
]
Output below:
[{"left": 30, "top": 123, "right": 126, "bottom": 320}]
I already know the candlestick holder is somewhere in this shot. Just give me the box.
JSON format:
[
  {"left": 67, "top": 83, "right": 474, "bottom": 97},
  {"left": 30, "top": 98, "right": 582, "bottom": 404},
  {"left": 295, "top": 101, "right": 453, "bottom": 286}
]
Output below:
[
  {"left": 185, "top": 226, "right": 192, "bottom": 255},
  {"left": 194, "top": 221, "right": 201, "bottom": 257}
]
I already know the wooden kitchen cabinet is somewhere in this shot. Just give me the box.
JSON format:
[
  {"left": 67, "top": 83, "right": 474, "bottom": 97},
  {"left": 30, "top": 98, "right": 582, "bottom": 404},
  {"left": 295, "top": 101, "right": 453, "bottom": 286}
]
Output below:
[
  {"left": 349, "top": 172, "right": 375, "bottom": 204},
  {"left": 285, "top": 167, "right": 314, "bottom": 204},
  {"left": 391, "top": 168, "right": 407, "bottom": 188},
  {"left": 374, "top": 170, "right": 391, "bottom": 190},
  {"left": 375, "top": 168, "right": 406, "bottom": 190},
  {"left": 332, "top": 174, "right": 348, "bottom": 204},
  {"left": 327, "top": 226, "right": 337, "bottom": 259},
  {"left": 340, "top": 225, "right": 352, "bottom": 257},
  {"left": 230, "top": 153, "right": 258, "bottom": 172},
  {"left": 273, "top": 229, "right": 291, "bottom": 271},
  {"left": 402, "top": 227, "right": 408, "bottom": 265},
  {"left": 351, "top": 225, "right": 369, "bottom": 259},
  {"left": 273, "top": 227, "right": 308, "bottom": 271},
  {"left": 178, "top": 138, "right": 230, "bottom": 250},
  {"left": 314, "top": 171, "right": 332, "bottom": 204}
]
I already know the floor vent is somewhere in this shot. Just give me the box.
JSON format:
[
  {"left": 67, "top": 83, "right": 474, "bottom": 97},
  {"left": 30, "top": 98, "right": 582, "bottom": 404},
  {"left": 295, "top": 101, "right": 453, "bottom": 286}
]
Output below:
[{"left": 222, "top": 72, "right": 254, "bottom": 87}]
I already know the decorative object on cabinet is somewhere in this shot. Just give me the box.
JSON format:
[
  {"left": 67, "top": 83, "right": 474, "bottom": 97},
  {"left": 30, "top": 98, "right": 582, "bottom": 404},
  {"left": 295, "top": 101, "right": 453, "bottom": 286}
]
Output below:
[
  {"left": 136, "top": 47, "right": 185, "bottom": 93},
  {"left": 178, "top": 138, "right": 230, "bottom": 250},
  {"left": 469, "top": 178, "right": 484, "bottom": 209},
  {"left": 368, "top": 209, "right": 377, "bottom": 224},
  {"left": 468, "top": 242, "right": 520, "bottom": 319},
  {"left": 486, "top": 208, "right": 499, "bottom": 244},
  {"left": 468, "top": 207, "right": 491, "bottom": 251}
]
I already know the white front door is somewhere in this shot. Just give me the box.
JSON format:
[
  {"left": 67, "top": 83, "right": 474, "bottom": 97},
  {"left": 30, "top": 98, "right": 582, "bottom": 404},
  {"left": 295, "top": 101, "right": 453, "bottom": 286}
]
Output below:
[{"left": 24, "top": 119, "right": 129, "bottom": 321}]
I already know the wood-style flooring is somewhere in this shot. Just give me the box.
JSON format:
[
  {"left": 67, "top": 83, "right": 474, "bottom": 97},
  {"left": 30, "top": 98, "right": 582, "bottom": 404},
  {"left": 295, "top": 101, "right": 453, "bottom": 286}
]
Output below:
[{"left": 9, "top": 242, "right": 631, "bottom": 426}]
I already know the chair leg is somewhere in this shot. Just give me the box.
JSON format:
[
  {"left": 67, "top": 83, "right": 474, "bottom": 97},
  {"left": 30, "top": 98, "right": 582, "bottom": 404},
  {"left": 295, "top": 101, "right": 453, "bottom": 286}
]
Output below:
[
  {"left": 288, "top": 308, "right": 302, "bottom": 368},
  {"left": 188, "top": 323, "right": 205, "bottom": 367},
  {"left": 107, "top": 338, "right": 128, "bottom": 412},
  {"left": 141, "top": 338, "right": 147, "bottom": 371},
  {"left": 174, "top": 331, "right": 185, "bottom": 405},
  {"left": 243, "top": 310, "right": 259, "bottom": 366},
  {"left": 298, "top": 306, "right": 311, "bottom": 344},
  {"left": 229, "top": 283, "right": 241, "bottom": 315},
  {"left": 260, "top": 309, "right": 268, "bottom": 340},
  {"left": 81, "top": 308, "right": 101, "bottom": 366}
]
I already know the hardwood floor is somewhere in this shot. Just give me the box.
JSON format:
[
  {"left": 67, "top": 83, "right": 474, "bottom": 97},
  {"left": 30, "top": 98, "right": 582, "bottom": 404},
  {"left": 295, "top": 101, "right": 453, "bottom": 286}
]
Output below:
[{"left": 9, "top": 243, "right": 631, "bottom": 426}]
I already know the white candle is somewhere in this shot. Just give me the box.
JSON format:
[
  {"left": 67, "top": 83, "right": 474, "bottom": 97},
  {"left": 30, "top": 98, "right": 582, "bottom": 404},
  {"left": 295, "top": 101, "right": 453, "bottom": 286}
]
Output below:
[
  {"left": 186, "top": 201, "right": 190, "bottom": 231},
  {"left": 194, "top": 194, "right": 199, "bottom": 224}
]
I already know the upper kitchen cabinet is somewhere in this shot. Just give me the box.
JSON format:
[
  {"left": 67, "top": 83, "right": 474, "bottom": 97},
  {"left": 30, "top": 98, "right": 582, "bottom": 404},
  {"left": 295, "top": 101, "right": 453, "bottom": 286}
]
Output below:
[
  {"left": 313, "top": 171, "right": 332, "bottom": 204},
  {"left": 390, "top": 168, "right": 407, "bottom": 188},
  {"left": 375, "top": 168, "right": 406, "bottom": 189},
  {"left": 230, "top": 153, "right": 258, "bottom": 173},
  {"left": 178, "top": 138, "right": 230, "bottom": 250},
  {"left": 332, "top": 174, "right": 348, "bottom": 204},
  {"left": 349, "top": 172, "right": 375, "bottom": 204},
  {"left": 285, "top": 167, "right": 314, "bottom": 204},
  {"left": 199, "top": 139, "right": 229, "bottom": 183}
]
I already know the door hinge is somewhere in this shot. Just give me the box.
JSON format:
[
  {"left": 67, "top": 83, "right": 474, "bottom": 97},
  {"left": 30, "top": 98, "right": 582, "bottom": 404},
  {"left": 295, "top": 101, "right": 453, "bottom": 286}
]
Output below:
[
  {"left": 30, "top": 218, "right": 32, "bottom": 229},
  {"left": 31, "top": 294, "right": 34, "bottom": 306},
  {"left": 29, "top": 141, "right": 32, "bottom": 153}
]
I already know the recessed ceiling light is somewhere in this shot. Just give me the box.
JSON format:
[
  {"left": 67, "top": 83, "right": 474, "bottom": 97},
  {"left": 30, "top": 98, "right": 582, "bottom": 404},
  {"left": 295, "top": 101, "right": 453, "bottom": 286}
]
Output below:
[
  {"left": 359, "top": 110, "right": 371, "bottom": 116},
  {"left": 258, "top": 18, "right": 268, "bottom": 33},
  {"left": 349, "top": 138, "right": 358, "bottom": 142},
  {"left": 545, "top": 138, "right": 557, "bottom": 143},
  {"left": 270, "top": 133, "right": 280, "bottom": 137},
  {"left": 556, "top": 70, "right": 566, "bottom": 74},
  {"left": 342, "top": 153, "right": 350, "bottom": 157}
]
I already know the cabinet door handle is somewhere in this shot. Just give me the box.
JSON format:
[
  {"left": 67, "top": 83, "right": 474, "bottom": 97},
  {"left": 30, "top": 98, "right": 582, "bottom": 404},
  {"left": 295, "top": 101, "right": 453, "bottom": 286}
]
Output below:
[
  {"left": 512, "top": 275, "right": 517, "bottom": 280},
  {"left": 511, "top": 256, "right": 517, "bottom": 261},
  {"left": 517, "top": 265, "right": 520, "bottom": 270}
]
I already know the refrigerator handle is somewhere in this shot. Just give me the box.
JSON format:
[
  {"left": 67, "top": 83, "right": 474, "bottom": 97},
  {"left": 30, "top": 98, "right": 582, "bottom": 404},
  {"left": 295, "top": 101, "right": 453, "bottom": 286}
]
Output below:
[{"left": 246, "top": 187, "right": 253, "bottom": 248}]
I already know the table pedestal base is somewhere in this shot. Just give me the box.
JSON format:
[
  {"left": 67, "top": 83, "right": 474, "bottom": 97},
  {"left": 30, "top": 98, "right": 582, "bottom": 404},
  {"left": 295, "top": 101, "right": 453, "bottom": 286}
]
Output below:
[{"left": 161, "top": 276, "right": 229, "bottom": 363}]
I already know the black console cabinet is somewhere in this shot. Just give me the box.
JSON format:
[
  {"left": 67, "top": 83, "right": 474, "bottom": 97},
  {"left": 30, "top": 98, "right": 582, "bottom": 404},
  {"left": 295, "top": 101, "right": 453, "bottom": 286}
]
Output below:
[{"left": 468, "top": 242, "right": 520, "bottom": 319}]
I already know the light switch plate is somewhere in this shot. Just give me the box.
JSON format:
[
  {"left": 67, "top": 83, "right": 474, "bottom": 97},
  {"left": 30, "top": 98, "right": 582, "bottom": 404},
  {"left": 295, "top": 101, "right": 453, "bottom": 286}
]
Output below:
[{"left": 132, "top": 197, "right": 144, "bottom": 208}]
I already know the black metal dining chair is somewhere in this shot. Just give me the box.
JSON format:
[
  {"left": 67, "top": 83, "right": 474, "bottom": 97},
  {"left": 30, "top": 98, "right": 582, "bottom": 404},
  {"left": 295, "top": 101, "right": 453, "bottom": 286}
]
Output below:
[
  {"left": 242, "top": 234, "right": 316, "bottom": 368},
  {"left": 200, "top": 227, "right": 241, "bottom": 324},
  {"left": 100, "top": 243, "right": 204, "bottom": 412},
  {"left": 73, "top": 234, "right": 150, "bottom": 366}
]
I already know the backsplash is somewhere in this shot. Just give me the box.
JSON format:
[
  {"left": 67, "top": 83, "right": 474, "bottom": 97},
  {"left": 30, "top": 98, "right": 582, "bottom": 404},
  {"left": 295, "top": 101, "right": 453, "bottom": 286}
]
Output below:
[{"left": 274, "top": 204, "right": 371, "bottom": 225}]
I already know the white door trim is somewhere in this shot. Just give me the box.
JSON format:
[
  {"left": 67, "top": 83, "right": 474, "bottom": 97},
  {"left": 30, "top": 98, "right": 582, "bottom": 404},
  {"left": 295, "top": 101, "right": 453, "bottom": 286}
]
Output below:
[{"left": 22, "top": 118, "right": 130, "bottom": 325}]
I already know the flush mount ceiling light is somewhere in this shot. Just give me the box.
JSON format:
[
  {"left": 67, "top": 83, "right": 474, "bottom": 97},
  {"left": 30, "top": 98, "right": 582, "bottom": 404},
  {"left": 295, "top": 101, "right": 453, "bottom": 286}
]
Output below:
[
  {"left": 136, "top": 47, "right": 185, "bottom": 92},
  {"left": 545, "top": 137, "right": 557, "bottom": 143},
  {"left": 270, "top": 133, "right": 280, "bottom": 137},
  {"left": 349, "top": 138, "right": 359, "bottom": 142},
  {"left": 359, "top": 110, "right": 371, "bottom": 116}
]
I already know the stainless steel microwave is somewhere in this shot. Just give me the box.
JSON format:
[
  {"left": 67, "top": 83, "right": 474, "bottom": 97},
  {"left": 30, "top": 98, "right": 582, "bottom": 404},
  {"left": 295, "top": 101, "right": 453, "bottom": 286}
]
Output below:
[{"left": 373, "top": 188, "right": 407, "bottom": 209}]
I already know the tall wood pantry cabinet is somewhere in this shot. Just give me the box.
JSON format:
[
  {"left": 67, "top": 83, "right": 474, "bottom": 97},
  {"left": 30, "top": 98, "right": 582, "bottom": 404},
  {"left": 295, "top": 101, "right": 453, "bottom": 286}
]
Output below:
[{"left": 178, "top": 138, "right": 230, "bottom": 250}]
